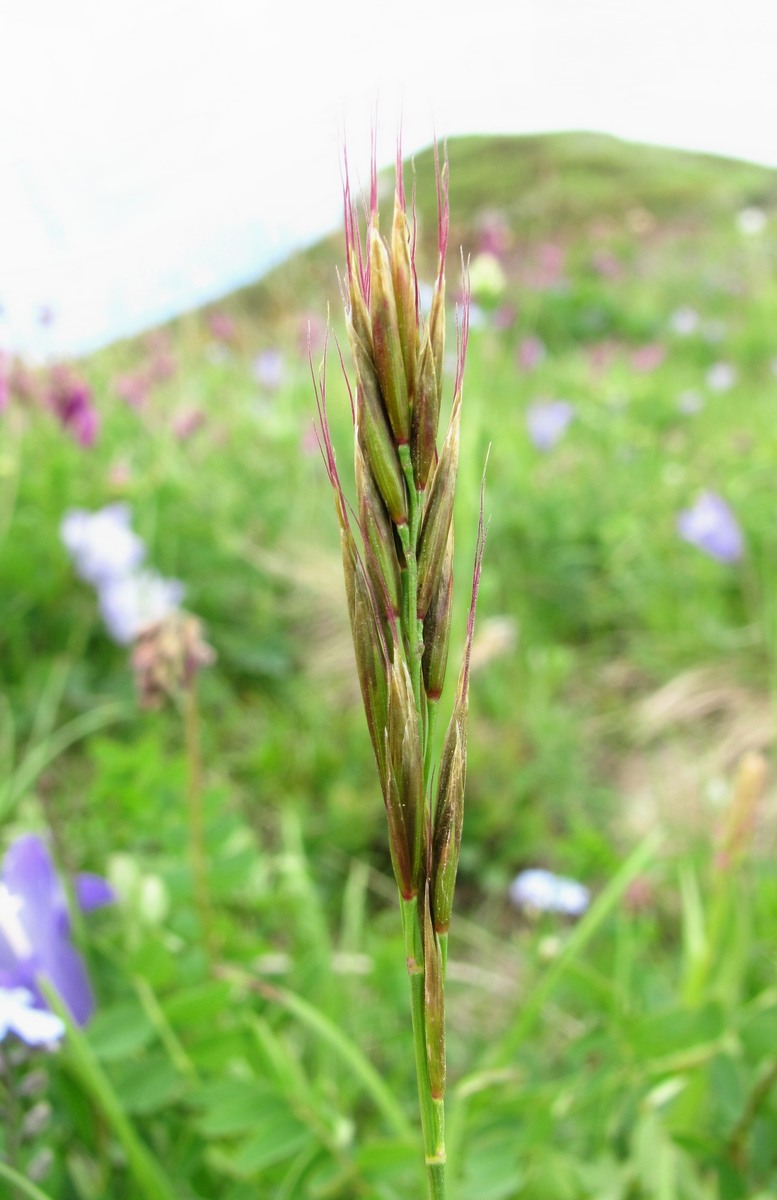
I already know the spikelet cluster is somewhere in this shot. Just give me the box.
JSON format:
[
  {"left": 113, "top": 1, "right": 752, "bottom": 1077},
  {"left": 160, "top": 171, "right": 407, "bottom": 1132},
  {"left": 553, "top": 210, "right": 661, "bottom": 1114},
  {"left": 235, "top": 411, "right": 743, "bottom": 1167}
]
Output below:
[{"left": 314, "top": 142, "right": 485, "bottom": 1098}]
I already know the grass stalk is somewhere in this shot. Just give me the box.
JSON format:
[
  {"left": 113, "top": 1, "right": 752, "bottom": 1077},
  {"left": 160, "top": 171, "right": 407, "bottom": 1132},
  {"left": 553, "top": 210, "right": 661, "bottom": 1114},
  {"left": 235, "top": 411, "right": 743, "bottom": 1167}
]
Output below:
[
  {"left": 315, "top": 139, "right": 480, "bottom": 1197},
  {"left": 402, "top": 896, "right": 446, "bottom": 1198},
  {"left": 181, "top": 681, "right": 215, "bottom": 960},
  {"left": 0, "top": 1163, "right": 55, "bottom": 1200},
  {"left": 1, "top": 1044, "right": 22, "bottom": 1200}
]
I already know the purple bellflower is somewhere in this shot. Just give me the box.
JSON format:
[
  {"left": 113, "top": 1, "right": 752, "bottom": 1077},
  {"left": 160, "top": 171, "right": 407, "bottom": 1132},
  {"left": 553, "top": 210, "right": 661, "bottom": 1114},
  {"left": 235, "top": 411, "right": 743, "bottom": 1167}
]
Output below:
[
  {"left": 0, "top": 835, "right": 114, "bottom": 1028},
  {"left": 526, "top": 399, "right": 574, "bottom": 451},
  {"left": 677, "top": 491, "right": 744, "bottom": 564}
]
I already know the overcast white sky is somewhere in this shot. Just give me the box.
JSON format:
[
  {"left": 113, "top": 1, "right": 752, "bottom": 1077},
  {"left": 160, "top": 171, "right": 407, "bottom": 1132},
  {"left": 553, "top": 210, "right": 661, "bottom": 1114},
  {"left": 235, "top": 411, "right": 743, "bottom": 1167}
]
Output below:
[{"left": 1, "top": 0, "right": 776, "bottom": 357}]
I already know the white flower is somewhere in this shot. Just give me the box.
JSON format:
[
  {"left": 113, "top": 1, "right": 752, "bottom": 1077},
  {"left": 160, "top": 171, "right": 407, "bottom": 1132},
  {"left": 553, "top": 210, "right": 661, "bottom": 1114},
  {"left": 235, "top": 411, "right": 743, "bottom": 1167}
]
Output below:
[
  {"left": 509, "top": 868, "right": 590, "bottom": 916},
  {"left": 98, "top": 570, "right": 184, "bottom": 645},
  {"left": 468, "top": 252, "right": 506, "bottom": 303},
  {"left": 677, "top": 389, "right": 704, "bottom": 415},
  {"left": 669, "top": 307, "right": 700, "bottom": 336},
  {"left": 0, "top": 987, "right": 65, "bottom": 1047},
  {"left": 736, "top": 207, "right": 766, "bottom": 235},
  {"left": 705, "top": 362, "right": 737, "bottom": 392},
  {"left": 61, "top": 504, "right": 145, "bottom": 586}
]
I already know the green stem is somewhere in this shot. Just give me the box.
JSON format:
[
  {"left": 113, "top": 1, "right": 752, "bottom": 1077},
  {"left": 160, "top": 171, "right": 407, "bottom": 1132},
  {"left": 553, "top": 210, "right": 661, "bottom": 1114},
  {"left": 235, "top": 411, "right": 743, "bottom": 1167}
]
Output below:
[
  {"left": 249, "top": 977, "right": 411, "bottom": 1140},
  {"left": 424, "top": 699, "right": 439, "bottom": 795},
  {"left": 181, "top": 683, "right": 215, "bottom": 960},
  {"left": 727, "top": 1054, "right": 777, "bottom": 1168},
  {"left": 0, "top": 1163, "right": 55, "bottom": 1200},
  {"left": 401, "top": 896, "right": 446, "bottom": 1199},
  {"left": 1, "top": 1044, "right": 22, "bottom": 1199}
]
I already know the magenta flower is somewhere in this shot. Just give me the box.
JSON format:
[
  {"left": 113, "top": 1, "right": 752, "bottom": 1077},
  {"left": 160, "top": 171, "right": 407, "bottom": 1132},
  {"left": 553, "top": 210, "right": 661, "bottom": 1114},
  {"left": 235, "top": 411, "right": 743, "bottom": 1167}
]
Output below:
[
  {"left": 677, "top": 492, "right": 743, "bottom": 563},
  {"left": 517, "top": 335, "right": 546, "bottom": 372},
  {"left": 0, "top": 835, "right": 114, "bottom": 1027},
  {"left": 526, "top": 399, "right": 574, "bottom": 451},
  {"left": 48, "top": 367, "right": 100, "bottom": 448}
]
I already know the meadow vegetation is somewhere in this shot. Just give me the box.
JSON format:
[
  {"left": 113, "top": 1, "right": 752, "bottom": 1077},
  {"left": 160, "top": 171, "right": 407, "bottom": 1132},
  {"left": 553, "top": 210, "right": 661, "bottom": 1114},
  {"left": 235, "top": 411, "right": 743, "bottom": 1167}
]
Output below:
[{"left": 2, "top": 132, "right": 777, "bottom": 1199}]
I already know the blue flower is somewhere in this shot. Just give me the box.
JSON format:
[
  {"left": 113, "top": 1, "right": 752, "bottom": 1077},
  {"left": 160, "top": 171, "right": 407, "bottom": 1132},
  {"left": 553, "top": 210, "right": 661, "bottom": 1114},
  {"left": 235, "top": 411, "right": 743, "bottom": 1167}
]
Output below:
[
  {"left": 98, "top": 570, "right": 185, "bottom": 646},
  {"left": 526, "top": 400, "right": 574, "bottom": 451},
  {"left": 509, "top": 868, "right": 590, "bottom": 916},
  {"left": 677, "top": 492, "right": 743, "bottom": 564},
  {"left": 61, "top": 505, "right": 184, "bottom": 644},
  {"left": 60, "top": 504, "right": 145, "bottom": 587},
  {"left": 0, "top": 835, "right": 114, "bottom": 1028}
]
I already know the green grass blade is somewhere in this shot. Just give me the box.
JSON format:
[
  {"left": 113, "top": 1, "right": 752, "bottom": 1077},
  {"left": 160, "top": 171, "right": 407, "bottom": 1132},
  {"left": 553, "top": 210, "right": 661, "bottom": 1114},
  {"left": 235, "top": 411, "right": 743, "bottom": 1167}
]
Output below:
[
  {"left": 2, "top": 702, "right": 130, "bottom": 820},
  {"left": 0, "top": 1163, "right": 56, "bottom": 1200},
  {"left": 42, "top": 984, "right": 179, "bottom": 1200},
  {"left": 494, "top": 829, "right": 663, "bottom": 1062},
  {"left": 259, "top": 980, "right": 413, "bottom": 1141}
]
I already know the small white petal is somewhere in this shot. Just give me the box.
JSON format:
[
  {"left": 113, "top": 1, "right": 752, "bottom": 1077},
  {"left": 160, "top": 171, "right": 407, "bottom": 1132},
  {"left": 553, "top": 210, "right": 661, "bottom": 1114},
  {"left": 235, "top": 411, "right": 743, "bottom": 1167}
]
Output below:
[
  {"left": 509, "top": 868, "right": 590, "bottom": 916},
  {"left": 0, "top": 987, "right": 64, "bottom": 1047}
]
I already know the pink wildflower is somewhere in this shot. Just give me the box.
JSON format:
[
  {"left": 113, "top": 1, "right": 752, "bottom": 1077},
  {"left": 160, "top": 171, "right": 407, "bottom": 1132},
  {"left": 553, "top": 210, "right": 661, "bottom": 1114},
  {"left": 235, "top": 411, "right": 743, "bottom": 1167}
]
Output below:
[
  {"left": 171, "top": 407, "right": 205, "bottom": 441},
  {"left": 517, "top": 335, "right": 546, "bottom": 372},
  {"left": 115, "top": 372, "right": 150, "bottom": 409},
  {"left": 630, "top": 343, "right": 666, "bottom": 373},
  {"left": 207, "top": 311, "right": 236, "bottom": 344},
  {"left": 528, "top": 241, "right": 566, "bottom": 290}
]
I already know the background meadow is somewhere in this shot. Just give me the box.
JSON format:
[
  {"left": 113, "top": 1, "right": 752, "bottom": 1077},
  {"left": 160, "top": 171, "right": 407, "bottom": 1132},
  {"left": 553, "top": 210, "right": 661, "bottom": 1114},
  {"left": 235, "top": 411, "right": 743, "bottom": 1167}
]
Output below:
[{"left": 3, "top": 132, "right": 777, "bottom": 1198}]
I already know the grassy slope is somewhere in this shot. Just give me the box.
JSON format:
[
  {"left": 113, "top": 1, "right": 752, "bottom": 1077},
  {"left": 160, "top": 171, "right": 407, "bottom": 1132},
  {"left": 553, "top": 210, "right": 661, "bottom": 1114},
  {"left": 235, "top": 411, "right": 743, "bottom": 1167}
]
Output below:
[{"left": 6, "top": 129, "right": 777, "bottom": 1200}]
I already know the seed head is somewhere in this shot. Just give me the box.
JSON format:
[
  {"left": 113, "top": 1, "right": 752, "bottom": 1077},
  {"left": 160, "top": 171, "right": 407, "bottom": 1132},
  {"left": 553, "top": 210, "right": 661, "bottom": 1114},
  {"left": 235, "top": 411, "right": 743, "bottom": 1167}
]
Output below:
[{"left": 314, "top": 138, "right": 484, "bottom": 933}]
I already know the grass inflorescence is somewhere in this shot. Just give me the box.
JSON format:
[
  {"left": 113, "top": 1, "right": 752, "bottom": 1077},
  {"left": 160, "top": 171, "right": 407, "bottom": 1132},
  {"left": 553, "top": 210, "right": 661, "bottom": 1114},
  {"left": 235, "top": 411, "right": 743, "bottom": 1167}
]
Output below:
[{"left": 313, "top": 141, "right": 486, "bottom": 1195}]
